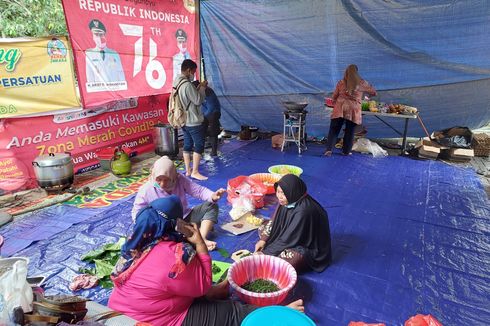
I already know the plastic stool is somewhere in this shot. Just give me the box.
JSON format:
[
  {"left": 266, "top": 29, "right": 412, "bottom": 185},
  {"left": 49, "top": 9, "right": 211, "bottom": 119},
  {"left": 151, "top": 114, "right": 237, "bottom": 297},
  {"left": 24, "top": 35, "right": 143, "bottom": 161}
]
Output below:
[{"left": 242, "top": 306, "right": 315, "bottom": 326}]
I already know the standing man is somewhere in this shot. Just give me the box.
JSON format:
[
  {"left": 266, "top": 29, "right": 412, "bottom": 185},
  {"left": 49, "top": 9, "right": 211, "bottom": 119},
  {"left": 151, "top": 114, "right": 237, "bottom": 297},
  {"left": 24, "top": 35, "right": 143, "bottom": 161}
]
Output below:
[
  {"left": 202, "top": 86, "right": 221, "bottom": 157},
  {"left": 172, "top": 29, "right": 191, "bottom": 82},
  {"left": 85, "top": 19, "right": 126, "bottom": 90},
  {"left": 192, "top": 81, "right": 221, "bottom": 157},
  {"left": 174, "top": 59, "right": 208, "bottom": 180}
]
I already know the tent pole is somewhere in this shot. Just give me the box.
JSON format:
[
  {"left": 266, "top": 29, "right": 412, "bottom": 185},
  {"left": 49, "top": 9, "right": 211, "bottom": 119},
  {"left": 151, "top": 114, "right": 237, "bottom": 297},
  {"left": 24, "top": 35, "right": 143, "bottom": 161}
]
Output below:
[{"left": 197, "top": 0, "right": 206, "bottom": 81}]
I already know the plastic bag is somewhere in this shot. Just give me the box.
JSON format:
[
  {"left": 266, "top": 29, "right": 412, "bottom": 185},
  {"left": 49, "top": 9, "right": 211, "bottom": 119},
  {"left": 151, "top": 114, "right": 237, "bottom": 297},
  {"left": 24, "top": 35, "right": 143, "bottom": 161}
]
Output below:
[
  {"left": 227, "top": 176, "right": 267, "bottom": 209},
  {"left": 0, "top": 258, "right": 33, "bottom": 323},
  {"left": 352, "top": 138, "right": 388, "bottom": 158},
  {"left": 432, "top": 126, "right": 472, "bottom": 148},
  {"left": 229, "top": 196, "right": 255, "bottom": 220},
  {"left": 404, "top": 314, "right": 442, "bottom": 326}
]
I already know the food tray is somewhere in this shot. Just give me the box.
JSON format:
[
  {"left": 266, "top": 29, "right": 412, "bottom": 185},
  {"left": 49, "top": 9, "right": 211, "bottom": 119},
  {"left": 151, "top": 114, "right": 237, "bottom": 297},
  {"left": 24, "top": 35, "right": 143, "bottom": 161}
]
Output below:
[{"left": 268, "top": 165, "right": 303, "bottom": 177}]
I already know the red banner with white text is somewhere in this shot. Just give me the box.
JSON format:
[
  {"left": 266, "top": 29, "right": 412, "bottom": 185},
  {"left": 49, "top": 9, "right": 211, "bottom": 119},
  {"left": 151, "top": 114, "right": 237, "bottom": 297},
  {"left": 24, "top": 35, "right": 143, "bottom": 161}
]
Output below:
[
  {"left": 0, "top": 95, "right": 168, "bottom": 193},
  {"left": 61, "top": 0, "right": 199, "bottom": 107}
]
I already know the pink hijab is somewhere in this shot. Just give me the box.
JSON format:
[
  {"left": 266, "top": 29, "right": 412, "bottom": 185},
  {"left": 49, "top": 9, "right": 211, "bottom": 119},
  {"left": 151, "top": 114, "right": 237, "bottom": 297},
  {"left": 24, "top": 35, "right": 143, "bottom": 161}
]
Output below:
[{"left": 151, "top": 156, "right": 178, "bottom": 189}]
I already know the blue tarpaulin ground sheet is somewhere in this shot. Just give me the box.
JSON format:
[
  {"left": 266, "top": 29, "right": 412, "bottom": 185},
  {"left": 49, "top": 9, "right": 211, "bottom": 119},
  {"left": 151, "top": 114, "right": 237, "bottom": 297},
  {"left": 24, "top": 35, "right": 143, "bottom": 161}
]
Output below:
[{"left": 2, "top": 140, "right": 489, "bottom": 325}]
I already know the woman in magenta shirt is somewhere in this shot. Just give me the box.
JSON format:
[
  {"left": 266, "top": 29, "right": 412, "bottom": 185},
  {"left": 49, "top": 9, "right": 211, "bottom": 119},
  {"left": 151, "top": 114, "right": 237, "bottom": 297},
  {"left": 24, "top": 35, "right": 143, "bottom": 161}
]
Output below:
[{"left": 109, "top": 196, "right": 260, "bottom": 326}]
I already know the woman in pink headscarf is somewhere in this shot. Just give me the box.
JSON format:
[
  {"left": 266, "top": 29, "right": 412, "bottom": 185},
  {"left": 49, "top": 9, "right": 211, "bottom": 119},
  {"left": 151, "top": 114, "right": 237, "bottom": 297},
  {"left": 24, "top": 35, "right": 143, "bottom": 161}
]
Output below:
[{"left": 132, "top": 156, "right": 225, "bottom": 250}]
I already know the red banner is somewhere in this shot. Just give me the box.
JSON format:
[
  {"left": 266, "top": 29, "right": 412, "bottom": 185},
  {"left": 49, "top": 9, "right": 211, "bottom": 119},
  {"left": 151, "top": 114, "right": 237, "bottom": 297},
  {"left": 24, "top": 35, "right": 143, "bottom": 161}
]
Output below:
[
  {"left": 0, "top": 95, "right": 168, "bottom": 193},
  {"left": 62, "top": 0, "right": 199, "bottom": 108}
]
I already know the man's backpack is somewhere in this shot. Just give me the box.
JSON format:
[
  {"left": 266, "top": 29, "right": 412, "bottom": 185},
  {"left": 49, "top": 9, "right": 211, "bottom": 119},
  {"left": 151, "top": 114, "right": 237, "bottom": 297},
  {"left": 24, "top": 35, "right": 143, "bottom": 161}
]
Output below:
[{"left": 168, "top": 79, "right": 191, "bottom": 129}]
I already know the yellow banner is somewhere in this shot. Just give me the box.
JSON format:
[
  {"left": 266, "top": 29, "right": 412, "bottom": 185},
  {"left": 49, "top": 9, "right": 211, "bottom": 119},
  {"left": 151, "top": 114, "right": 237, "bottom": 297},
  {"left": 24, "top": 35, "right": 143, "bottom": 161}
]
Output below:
[{"left": 0, "top": 37, "right": 80, "bottom": 118}]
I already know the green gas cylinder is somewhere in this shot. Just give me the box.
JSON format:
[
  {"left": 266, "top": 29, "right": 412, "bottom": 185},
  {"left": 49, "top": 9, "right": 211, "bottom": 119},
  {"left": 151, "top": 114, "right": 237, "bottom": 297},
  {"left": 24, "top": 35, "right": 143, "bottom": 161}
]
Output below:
[{"left": 111, "top": 148, "right": 131, "bottom": 176}]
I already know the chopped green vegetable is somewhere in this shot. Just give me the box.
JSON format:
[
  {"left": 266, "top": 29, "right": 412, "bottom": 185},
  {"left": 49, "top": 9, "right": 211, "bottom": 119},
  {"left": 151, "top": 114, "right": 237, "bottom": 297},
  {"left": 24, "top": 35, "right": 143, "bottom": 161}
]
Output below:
[
  {"left": 212, "top": 263, "right": 222, "bottom": 274},
  {"left": 217, "top": 248, "right": 230, "bottom": 258},
  {"left": 217, "top": 269, "right": 229, "bottom": 284},
  {"left": 240, "top": 252, "right": 252, "bottom": 259},
  {"left": 241, "top": 279, "right": 280, "bottom": 293}
]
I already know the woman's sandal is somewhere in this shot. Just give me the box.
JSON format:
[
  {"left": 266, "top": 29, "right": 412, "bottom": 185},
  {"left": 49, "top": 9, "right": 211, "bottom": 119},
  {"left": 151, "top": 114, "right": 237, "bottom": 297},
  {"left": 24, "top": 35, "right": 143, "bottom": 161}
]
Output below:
[{"left": 323, "top": 151, "right": 332, "bottom": 157}]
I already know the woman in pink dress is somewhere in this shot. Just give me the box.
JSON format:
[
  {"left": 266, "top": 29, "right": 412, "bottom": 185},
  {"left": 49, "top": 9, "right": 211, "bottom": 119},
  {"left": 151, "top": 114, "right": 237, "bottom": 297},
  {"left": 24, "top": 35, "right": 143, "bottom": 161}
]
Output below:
[
  {"left": 325, "top": 64, "right": 376, "bottom": 156},
  {"left": 109, "top": 196, "right": 304, "bottom": 326}
]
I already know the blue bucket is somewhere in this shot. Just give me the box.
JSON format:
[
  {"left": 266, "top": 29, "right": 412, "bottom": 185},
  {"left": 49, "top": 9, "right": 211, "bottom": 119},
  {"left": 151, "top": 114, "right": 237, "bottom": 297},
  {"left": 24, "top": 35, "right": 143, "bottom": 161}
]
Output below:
[{"left": 241, "top": 306, "right": 316, "bottom": 326}]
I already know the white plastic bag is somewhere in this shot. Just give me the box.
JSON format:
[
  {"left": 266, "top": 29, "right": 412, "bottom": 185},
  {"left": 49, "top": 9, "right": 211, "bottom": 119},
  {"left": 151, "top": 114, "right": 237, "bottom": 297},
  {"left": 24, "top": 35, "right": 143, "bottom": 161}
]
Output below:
[
  {"left": 352, "top": 138, "right": 388, "bottom": 158},
  {"left": 0, "top": 258, "right": 33, "bottom": 324},
  {"left": 229, "top": 196, "right": 255, "bottom": 221}
]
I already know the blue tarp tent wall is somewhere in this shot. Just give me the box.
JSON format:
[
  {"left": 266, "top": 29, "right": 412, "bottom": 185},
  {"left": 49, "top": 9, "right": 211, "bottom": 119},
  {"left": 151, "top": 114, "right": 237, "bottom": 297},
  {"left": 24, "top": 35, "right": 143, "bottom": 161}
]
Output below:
[{"left": 200, "top": 0, "right": 490, "bottom": 138}]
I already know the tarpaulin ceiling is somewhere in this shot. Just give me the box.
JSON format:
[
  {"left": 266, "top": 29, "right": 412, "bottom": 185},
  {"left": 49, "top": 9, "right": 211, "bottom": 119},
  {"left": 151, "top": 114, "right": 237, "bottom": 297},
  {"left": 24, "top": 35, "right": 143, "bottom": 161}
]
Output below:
[{"left": 200, "top": 0, "right": 490, "bottom": 137}]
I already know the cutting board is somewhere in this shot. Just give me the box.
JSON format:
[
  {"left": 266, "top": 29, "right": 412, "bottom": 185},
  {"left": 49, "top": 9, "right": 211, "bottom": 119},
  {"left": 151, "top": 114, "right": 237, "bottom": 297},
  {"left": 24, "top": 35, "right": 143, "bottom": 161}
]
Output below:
[
  {"left": 220, "top": 213, "right": 265, "bottom": 235},
  {"left": 212, "top": 260, "right": 231, "bottom": 283}
]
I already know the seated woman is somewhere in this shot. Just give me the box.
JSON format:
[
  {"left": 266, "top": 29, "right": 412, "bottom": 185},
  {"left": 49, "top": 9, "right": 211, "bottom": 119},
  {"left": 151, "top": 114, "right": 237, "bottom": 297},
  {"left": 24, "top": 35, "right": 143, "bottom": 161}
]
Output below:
[
  {"left": 110, "top": 196, "right": 304, "bottom": 326},
  {"left": 132, "top": 156, "right": 225, "bottom": 250},
  {"left": 255, "top": 174, "right": 332, "bottom": 273}
]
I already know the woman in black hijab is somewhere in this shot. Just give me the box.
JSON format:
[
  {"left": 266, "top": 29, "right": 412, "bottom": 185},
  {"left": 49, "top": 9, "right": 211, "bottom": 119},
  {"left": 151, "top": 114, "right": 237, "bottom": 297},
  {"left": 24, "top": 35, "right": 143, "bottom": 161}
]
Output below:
[{"left": 255, "top": 174, "right": 332, "bottom": 273}]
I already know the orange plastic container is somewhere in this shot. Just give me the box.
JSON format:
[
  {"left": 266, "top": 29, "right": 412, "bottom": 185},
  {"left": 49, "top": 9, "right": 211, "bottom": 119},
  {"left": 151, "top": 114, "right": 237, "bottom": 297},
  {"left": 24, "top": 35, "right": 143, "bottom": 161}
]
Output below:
[{"left": 248, "top": 173, "right": 281, "bottom": 195}]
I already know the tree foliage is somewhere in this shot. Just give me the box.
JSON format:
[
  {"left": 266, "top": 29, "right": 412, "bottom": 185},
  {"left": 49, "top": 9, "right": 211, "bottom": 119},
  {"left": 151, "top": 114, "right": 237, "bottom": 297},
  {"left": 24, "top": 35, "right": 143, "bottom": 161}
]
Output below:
[{"left": 0, "top": 0, "right": 67, "bottom": 38}]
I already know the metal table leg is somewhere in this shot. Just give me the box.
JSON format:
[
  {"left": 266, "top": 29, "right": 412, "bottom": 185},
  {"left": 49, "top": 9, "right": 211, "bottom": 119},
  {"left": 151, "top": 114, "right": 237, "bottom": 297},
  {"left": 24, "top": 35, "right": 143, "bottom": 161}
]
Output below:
[
  {"left": 401, "top": 118, "right": 409, "bottom": 155},
  {"left": 281, "top": 114, "right": 286, "bottom": 152}
]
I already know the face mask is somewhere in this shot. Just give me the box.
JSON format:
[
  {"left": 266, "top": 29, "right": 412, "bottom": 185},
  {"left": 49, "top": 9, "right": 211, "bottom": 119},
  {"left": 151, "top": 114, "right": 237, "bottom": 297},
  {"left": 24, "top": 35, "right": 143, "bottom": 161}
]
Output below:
[{"left": 285, "top": 202, "right": 297, "bottom": 209}]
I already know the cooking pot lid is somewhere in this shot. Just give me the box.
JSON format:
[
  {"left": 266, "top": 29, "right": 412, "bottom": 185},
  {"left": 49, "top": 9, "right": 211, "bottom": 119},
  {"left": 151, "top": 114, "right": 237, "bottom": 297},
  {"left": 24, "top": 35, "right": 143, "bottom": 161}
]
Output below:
[{"left": 33, "top": 153, "right": 72, "bottom": 167}]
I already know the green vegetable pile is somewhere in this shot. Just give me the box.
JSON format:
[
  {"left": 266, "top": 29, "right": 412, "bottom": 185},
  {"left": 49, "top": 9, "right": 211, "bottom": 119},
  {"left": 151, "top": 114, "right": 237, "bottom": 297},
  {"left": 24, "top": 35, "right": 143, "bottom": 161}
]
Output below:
[
  {"left": 241, "top": 279, "right": 280, "bottom": 293},
  {"left": 79, "top": 237, "right": 125, "bottom": 289},
  {"left": 361, "top": 101, "right": 370, "bottom": 111}
]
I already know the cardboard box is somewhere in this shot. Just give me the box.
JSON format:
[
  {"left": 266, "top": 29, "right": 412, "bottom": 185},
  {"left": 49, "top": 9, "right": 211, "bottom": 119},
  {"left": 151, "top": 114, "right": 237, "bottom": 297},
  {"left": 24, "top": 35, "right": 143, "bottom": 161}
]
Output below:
[
  {"left": 450, "top": 148, "right": 474, "bottom": 157},
  {"left": 439, "top": 148, "right": 474, "bottom": 162},
  {"left": 415, "top": 139, "right": 441, "bottom": 159}
]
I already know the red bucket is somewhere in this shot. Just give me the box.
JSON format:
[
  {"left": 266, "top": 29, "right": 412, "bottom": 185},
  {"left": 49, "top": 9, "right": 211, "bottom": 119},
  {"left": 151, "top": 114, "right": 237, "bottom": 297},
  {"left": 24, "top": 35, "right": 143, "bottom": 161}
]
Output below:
[{"left": 228, "top": 254, "right": 297, "bottom": 306}]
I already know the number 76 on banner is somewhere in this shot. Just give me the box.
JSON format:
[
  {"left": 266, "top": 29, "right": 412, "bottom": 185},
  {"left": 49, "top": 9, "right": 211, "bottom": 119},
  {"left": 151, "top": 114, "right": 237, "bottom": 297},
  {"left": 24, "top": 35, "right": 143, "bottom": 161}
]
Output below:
[{"left": 120, "top": 23, "right": 167, "bottom": 89}]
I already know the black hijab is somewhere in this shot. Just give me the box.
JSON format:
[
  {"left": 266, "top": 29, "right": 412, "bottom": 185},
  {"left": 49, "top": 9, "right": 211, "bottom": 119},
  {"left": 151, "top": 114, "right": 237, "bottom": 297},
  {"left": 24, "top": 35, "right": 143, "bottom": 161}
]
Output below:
[
  {"left": 264, "top": 174, "right": 332, "bottom": 272},
  {"left": 274, "top": 174, "right": 307, "bottom": 203}
]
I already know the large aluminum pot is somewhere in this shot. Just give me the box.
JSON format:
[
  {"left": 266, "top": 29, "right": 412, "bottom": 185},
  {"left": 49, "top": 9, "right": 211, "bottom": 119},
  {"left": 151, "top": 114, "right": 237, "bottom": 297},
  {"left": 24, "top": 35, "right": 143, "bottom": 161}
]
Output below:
[
  {"left": 32, "top": 152, "right": 74, "bottom": 190},
  {"left": 153, "top": 123, "right": 179, "bottom": 157}
]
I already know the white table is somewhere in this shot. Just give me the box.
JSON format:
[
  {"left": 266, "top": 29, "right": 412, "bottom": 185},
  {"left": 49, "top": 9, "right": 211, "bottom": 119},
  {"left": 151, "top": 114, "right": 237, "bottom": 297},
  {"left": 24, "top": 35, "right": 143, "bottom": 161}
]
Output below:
[{"left": 325, "top": 106, "right": 418, "bottom": 154}]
